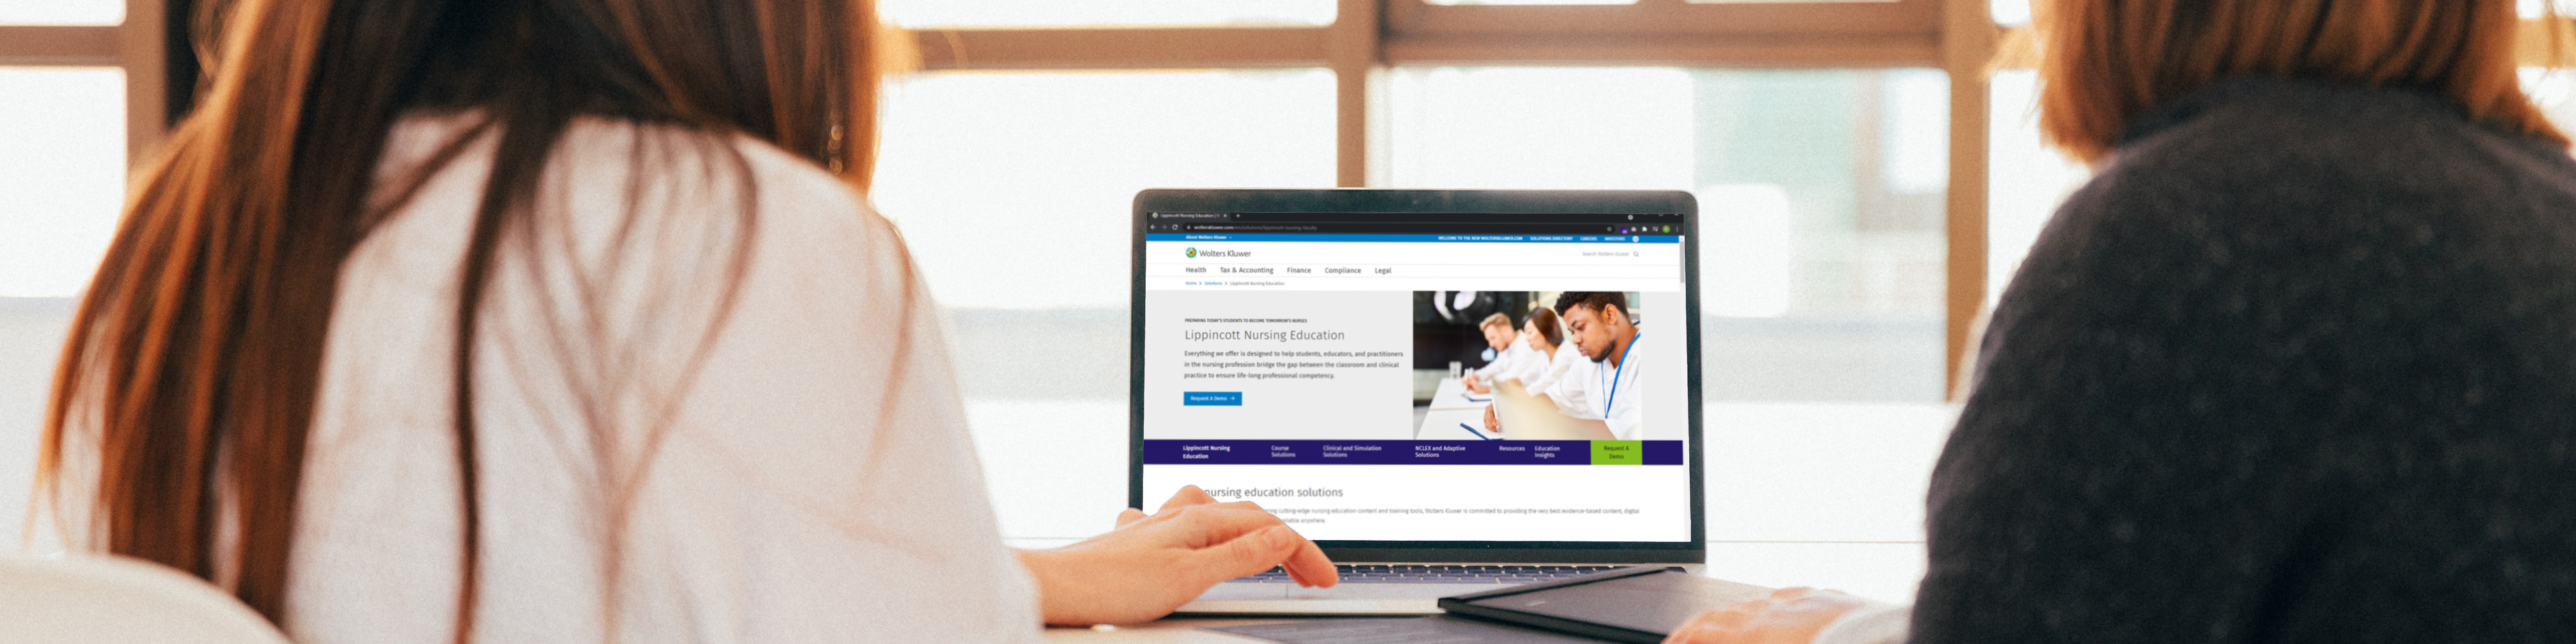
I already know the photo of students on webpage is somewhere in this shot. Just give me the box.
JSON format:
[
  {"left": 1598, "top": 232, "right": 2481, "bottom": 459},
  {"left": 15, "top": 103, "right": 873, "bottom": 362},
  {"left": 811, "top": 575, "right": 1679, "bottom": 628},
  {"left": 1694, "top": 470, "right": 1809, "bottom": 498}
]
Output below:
[
  {"left": 1460, "top": 312, "right": 1537, "bottom": 394},
  {"left": 1411, "top": 291, "right": 1565, "bottom": 441},
  {"left": 1481, "top": 292, "right": 1650, "bottom": 440},
  {"left": 1461, "top": 307, "right": 1578, "bottom": 398}
]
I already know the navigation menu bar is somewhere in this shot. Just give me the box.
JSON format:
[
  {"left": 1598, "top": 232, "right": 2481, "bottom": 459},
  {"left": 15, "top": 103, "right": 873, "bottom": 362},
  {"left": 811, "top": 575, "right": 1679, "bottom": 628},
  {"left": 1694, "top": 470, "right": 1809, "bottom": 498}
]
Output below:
[{"left": 1144, "top": 439, "right": 1685, "bottom": 466}]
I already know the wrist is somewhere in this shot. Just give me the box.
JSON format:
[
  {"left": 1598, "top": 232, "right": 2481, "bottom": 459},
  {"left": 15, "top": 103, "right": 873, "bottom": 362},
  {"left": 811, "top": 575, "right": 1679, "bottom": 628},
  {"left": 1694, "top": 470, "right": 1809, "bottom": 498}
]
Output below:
[
  {"left": 1016, "top": 548, "right": 1086, "bottom": 625},
  {"left": 1809, "top": 600, "right": 1909, "bottom": 644}
]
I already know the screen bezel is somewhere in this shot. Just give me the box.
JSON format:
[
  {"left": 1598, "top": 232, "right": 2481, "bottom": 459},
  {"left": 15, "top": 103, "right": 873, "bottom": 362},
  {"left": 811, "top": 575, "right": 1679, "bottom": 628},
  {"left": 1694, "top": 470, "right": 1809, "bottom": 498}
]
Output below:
[{"left": 1130, "top": 189, "right": 1706, "bottom": 564}]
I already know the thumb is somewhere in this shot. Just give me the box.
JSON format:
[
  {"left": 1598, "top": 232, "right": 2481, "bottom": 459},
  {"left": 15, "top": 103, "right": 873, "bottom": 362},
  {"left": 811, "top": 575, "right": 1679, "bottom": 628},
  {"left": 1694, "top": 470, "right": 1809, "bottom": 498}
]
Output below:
[
  {"left": 1115, "top": 508, "right": 1147, "bottom": 529},
  {"left": 1193, "top": 525, "right": 1297, "bottom": 585}
]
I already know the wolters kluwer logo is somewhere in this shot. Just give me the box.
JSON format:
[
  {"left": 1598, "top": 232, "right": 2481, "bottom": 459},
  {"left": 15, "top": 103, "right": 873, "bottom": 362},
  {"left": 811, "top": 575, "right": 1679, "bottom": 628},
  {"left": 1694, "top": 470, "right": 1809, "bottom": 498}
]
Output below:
[{"left": 1186, "top": 248, "right": 1198, "bottom": 258}]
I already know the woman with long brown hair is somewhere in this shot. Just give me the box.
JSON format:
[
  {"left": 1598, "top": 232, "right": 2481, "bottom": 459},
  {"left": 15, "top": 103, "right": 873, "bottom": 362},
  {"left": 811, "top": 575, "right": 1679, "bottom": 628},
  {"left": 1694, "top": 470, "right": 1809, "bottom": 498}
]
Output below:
[
  {"left": 34, "top": 0, "right": 1333, "bottom": 640},
  {"left": 1672, "top": 1, "right": 2576, "bottom": 643}
]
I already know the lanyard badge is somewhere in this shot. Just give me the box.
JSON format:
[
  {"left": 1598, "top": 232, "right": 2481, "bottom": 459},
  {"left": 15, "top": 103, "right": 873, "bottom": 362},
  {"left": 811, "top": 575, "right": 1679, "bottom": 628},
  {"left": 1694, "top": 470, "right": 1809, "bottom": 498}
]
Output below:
[{"left": 1601, "top": 332, "right": 1639, "bottom": 419}]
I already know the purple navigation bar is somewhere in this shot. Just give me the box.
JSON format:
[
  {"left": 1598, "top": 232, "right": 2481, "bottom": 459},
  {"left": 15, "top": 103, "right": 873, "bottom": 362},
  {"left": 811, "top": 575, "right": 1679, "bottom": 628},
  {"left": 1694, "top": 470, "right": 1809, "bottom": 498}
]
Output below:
[{"left": 1143, "top": 440, "right": 1684, "bottom": 466}]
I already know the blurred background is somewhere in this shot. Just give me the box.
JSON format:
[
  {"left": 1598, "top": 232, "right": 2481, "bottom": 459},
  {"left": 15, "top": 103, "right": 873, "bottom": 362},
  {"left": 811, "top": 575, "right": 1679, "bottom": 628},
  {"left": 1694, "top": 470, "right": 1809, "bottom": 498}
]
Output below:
[{"left": 9, "top": 0, "right": 2576, "bottom": 602}]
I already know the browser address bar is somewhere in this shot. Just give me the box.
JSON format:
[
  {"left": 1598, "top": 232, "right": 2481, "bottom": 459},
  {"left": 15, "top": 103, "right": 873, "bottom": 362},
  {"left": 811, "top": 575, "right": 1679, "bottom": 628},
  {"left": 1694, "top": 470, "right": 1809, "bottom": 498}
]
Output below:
[{"left": 1143, "top": 264, "right": 1677, "bottom": 279}]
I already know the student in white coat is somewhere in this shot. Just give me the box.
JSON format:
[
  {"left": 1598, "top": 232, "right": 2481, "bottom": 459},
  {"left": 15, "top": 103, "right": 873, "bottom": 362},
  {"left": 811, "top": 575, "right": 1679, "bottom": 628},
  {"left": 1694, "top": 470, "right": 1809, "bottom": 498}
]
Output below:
[
  {"left": 1482, "top": 292, "right": 1647, "bottom": 440},
  {"left": 1513, "top": 307, "right": 1582, "bottom": 395},
  {"left": 1462, "top": 312, "right": 1537, "bottom": 394},
  {"left": 1542, "top": 292, "right": 1647, "bottom": 439}
]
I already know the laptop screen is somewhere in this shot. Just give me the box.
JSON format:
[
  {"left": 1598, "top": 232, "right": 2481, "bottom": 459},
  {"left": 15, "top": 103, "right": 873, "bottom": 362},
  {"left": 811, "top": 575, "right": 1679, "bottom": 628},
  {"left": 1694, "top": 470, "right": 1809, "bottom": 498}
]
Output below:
[{"left": 1136, "top": 203, "right": 1695, "bottom": 546}]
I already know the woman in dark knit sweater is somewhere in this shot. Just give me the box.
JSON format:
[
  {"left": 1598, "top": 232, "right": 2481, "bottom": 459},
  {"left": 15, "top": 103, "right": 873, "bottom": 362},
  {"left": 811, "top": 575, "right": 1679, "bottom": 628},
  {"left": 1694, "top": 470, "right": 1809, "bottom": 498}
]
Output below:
[{"left": 1672, "top": 1, "right": 2576, "bottom": 643}]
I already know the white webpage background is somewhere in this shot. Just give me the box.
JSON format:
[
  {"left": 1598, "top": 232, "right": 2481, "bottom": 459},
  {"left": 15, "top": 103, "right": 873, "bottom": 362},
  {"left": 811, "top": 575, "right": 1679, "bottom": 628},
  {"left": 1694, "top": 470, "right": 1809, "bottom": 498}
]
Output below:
[
  {"left": 1144, "top": 290, "right": 1412, "bottom": 440},
  {"left": 1142, "top": 465, "right": 1692, "bottom": 542}
]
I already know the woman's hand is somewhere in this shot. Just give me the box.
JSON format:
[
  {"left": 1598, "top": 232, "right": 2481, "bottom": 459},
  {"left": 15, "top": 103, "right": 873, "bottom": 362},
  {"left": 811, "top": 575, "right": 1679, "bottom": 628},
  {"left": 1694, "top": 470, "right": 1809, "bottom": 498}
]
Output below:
[
  {"left": 1663, "top": 588, "right": 1867, "bottom": 644},
  {"left": 1017, "top": 486, "right": 1338, "bottom": 625}
]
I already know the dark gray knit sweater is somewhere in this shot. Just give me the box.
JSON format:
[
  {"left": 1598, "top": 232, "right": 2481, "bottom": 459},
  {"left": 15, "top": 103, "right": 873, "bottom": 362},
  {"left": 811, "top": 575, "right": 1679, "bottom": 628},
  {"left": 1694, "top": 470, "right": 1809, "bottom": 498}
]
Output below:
[{"left": 1913, "top": 78, "right": 2576, "bottom": 643}]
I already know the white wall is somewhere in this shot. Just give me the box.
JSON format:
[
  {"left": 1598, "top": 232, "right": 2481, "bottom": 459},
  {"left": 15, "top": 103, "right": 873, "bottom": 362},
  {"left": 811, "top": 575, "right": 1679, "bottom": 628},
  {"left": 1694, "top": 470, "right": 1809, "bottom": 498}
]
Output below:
[{"left": 0, "top": 297, "right": 73, "bottom": 553}]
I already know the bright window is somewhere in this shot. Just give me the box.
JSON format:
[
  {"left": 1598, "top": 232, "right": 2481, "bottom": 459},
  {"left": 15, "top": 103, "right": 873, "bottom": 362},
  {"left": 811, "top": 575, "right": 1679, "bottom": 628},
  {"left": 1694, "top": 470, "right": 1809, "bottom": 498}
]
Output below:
[
  {"left": 1992, "top": 0, "right": 2029, "bottom": 25},
  {"left": 1392, "top": 67, "right": 1951, "bottom": 402},
  {"left": 879, "top": 0, "right": 1334, "bottom": 28},
  {"left": 1985, "top": 70, "right": 2089, "bottom": 305},
  {"left": 871, "top": 70, "right": 1337, "bottom": 538},
  {"left": 0, "top": 0, "right": 121, "bottom": 25},
  {"left": 0, "top": 67, "right": 125, "bottom": 298},
  {"left": 1425, "top": 0, "right": 1632, "bottom": 5},
  {"left": 873, "top": 70, "right": 1338, "bottom": 310}
]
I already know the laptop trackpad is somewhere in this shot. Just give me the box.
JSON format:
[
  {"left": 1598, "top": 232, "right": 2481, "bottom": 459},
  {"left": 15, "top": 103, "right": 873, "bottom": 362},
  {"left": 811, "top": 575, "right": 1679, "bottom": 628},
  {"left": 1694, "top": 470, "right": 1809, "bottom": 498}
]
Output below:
[
  {"left": 1196, "top": 582, "right": 1293, "bottom": 600},
  {"left": 1194, "top": 581, "right": 1502, "bottom": 602},
  {"left": 1287, "top": 583, "right": 1501, "bottom": 600},
  {"left": 1175, "top": 582, "right": 1501, "bottom": 614}
]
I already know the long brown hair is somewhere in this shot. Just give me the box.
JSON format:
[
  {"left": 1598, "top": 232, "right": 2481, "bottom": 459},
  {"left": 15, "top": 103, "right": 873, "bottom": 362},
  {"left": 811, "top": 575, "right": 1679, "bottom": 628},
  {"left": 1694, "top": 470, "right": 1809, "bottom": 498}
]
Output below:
[
  {"left": 2036, "top": 0, "right": 2567, "bottom": 162},
  {"left": 37, "top": 0, "right": 881, "bottom": 633}
]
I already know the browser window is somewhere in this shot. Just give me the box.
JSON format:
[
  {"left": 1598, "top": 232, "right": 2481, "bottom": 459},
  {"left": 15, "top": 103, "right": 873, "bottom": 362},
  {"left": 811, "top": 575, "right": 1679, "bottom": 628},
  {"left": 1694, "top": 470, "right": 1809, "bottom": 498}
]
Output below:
[{"left": 1140, "top": 211, "right": 1692, "bottom": 543}]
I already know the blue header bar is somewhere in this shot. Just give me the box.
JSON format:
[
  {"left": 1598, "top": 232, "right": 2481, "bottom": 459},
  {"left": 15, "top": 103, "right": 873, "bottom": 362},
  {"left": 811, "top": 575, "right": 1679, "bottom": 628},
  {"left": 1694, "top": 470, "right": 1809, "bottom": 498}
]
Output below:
[{"left": 1146, "top": 233, "right": 1682, "bottom": 244}]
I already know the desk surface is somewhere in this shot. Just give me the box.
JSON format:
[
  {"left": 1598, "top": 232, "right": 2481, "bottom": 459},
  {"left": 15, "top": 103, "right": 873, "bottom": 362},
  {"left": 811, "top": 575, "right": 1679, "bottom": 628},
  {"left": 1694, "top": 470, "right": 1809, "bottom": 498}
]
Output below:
[
  {"left": 1426, "top": 378, "right": 1491, "bottom": 411},
  {"left": 1043, "top": 619, "right": 1316, "bottom": 643},
  {"left": 1044, "top": 573, "right": 1774, "bottom": 642},
  {"left": 1416, "top": 407, "right": 1492, "bottom": 440}
]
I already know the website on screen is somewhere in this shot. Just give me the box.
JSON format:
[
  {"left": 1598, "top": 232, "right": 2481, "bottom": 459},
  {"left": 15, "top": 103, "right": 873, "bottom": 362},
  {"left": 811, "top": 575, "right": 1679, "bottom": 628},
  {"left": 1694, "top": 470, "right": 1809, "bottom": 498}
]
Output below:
[{"left": 1140, "top": 211, "right": 1692, "bottom": 543}]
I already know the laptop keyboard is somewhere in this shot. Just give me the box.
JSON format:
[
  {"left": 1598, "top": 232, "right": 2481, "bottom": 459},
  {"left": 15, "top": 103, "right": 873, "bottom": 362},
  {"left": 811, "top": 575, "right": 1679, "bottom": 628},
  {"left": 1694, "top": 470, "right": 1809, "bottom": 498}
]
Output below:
[{"left": 1231, "top": 564, "right": 1623, "bottom": 584}]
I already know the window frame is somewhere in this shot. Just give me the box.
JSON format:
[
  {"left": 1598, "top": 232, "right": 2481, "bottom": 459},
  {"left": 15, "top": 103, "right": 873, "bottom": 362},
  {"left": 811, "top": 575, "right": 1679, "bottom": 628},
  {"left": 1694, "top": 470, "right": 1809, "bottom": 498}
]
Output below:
[
  {"left": 910, "top": 0, "right": 1998, "bottom": 396},
  {"left": 50, "top": 1, "right": 2569, "bottom": 399},
  {"left": 0, "top": 0, "right": 167, "bottom": 163}
]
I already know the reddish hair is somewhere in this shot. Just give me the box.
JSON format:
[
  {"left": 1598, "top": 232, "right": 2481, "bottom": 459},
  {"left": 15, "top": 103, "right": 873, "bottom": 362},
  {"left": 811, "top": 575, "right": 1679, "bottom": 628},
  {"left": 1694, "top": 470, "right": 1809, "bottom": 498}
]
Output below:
[{"left": 2037, "top": 0, "right": 2567, "bottom": 162}]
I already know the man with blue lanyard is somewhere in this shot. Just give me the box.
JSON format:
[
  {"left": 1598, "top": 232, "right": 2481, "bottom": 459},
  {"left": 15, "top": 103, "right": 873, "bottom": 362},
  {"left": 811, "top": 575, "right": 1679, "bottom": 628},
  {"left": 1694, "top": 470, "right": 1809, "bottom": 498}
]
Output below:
[{"left": 1482, "top": 292, "right": 1646, "bottom": 439}]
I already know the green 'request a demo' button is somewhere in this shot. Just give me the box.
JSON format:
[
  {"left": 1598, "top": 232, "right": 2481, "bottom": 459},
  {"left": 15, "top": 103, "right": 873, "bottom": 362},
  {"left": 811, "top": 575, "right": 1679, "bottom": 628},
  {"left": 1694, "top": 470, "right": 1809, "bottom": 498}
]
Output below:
[{"left": 1590, "top": 440, "right": 1644, "bottom": 465}]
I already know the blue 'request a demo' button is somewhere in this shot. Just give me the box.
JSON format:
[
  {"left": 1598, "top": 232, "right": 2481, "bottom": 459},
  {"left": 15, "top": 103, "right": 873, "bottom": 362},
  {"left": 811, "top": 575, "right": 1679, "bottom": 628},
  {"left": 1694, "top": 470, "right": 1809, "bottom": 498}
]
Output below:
[{"left": 1183, "top": 392, "right": 1244, "bottom": 407}]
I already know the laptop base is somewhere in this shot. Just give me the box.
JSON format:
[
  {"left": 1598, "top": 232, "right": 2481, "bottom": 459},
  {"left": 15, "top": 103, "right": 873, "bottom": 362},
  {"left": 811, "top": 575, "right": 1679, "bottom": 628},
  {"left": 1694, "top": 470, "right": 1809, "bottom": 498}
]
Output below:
[{"left": 1174, "top": 564, "right": 1704, "bottom": 616}]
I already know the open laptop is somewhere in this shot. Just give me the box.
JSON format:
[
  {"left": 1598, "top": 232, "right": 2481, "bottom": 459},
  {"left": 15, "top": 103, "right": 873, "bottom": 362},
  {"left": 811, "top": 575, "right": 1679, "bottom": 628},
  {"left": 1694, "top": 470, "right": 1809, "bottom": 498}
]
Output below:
[{"left": 1130, "top": 189, "right": 1706, "bottom": 614}]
